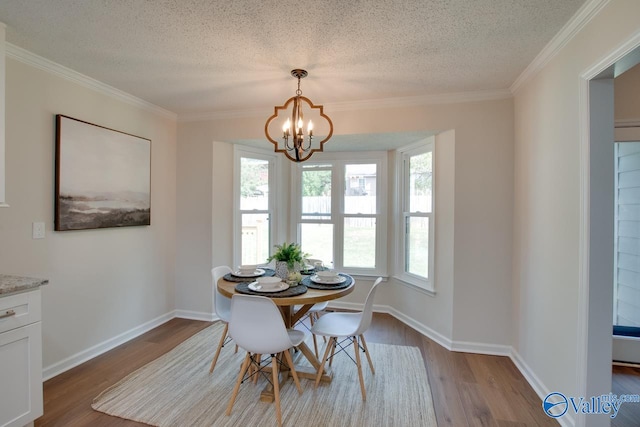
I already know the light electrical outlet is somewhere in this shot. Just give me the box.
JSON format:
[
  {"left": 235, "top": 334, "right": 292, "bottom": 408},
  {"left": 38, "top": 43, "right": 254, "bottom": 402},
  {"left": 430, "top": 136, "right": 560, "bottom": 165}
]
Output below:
[{"left": 32, "top": 222, "right": 45, "bottom": 239}]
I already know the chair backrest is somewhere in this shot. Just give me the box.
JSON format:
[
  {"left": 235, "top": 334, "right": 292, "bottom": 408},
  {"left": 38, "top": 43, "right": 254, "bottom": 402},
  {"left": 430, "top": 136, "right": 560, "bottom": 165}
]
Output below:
[
  {"left": 354, "top": 277, "right": 383, "bottom": 336},
  {"left": 212, "top": 266, "right": 232, "bottom": 321},
  {"left": 229, "top": 294, "right": 295, "bottom": 355}
]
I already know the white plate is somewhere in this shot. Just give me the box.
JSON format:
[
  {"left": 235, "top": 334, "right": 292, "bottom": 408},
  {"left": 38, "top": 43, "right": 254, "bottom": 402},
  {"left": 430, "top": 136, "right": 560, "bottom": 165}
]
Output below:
[
  {"left": 310, "top": 274, "right": 346, "bottom": 285},
  {"left": 232, "top": 268, "right": 265, "bottom": 277},
  {"left": 248, "top": 281, "right": 289, "bottom": 293}
]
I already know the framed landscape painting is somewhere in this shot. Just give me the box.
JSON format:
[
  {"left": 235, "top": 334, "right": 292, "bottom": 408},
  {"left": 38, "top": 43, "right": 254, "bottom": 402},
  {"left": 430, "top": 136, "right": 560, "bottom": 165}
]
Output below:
[{"left": 55, "top": 115, "right": 151, "bottom": 231}]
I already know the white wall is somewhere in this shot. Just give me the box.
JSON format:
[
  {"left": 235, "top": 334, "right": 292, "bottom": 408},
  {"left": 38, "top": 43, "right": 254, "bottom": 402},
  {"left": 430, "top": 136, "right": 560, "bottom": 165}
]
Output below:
[
  {"left": 0, "top": 56, "right": 177, "bottom": 374},
  {"left": 512, "top": 0, "right": 640, "bottom": 410},
  {"left": 176, "top": 98, "right": 514, "bottom": 348}
]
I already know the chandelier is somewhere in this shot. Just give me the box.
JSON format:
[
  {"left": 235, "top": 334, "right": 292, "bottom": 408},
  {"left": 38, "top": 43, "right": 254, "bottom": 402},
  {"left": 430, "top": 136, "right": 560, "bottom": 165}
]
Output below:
[{"left": 264, "top": 69, "right": 333, "bottom": 162}]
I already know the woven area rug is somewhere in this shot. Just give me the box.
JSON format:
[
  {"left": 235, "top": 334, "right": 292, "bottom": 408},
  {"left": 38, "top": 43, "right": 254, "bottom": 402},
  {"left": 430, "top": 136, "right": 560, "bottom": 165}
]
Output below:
[{"left": 92, "top": 323, "right": 437, "bottom": 426}]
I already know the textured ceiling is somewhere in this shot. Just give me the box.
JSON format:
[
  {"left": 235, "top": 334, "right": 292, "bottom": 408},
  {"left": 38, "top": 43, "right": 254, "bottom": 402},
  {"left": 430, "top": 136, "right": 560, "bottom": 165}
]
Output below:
[{"left": 0, "top": 0, "right": 586, "bottom": 120}]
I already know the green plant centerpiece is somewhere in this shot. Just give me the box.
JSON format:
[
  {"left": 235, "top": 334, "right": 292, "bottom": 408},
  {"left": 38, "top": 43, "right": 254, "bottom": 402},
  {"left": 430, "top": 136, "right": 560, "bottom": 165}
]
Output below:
[{"left": 267, "top": 242, "right": 309, "bottom": 281}]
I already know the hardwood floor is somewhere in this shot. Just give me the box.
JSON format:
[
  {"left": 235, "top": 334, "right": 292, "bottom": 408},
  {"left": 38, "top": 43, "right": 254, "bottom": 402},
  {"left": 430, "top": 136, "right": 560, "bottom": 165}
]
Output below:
[
  {"left": 35, "top": 314, "right": 640, "bottom": 426},
  {"left": 612, "top": 365, "right": 640, "bottom": 427}
]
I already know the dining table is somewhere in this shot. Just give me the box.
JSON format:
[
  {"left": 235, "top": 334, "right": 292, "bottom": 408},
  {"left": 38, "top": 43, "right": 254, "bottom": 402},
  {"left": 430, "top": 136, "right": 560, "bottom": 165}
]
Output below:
[{"left": 217, "top": 269, "right": 354, "bottom": 401}]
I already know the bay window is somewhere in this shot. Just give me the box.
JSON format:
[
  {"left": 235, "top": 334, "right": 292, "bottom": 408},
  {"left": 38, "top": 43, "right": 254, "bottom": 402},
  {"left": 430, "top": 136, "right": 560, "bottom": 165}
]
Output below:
[
  {"left": 396, "top": 141, "right": 434, "bottom": 291},
  {"left": 293, "top": 153, "right": 387, "bottom": 275},
  {"left": 234, "top": 148, "right": 277, "bottom": 266}
]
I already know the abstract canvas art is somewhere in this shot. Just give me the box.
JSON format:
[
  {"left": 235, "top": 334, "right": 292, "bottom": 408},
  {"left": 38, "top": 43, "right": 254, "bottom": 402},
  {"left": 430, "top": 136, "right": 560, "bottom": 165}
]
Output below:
[{"left": 55, "top": 115, "right": 151, "bottom": 231}]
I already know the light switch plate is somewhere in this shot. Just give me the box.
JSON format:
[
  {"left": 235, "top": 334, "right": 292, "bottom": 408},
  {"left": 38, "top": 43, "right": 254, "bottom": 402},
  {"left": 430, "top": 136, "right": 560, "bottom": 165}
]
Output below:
[{"left": 32, "top": 222, "right": 45, "bottom": 239}]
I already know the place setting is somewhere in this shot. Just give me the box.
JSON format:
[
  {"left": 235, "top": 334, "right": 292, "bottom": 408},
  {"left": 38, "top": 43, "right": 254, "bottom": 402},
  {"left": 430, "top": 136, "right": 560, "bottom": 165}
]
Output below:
[
  {"left": 223, "top": 265, "right": 276, "bottom": 282},
  {"left": 234, "top": 275, "right": 308, "bottom": 298},
  {"left": 303, "top": 269, "right": 353, "bottom": 290}
]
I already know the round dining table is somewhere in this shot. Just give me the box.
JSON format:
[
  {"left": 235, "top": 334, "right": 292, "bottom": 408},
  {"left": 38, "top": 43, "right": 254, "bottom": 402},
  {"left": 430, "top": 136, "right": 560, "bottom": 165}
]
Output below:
[{"left": 216, "top": 274, "right": 354, "bottom": 400}]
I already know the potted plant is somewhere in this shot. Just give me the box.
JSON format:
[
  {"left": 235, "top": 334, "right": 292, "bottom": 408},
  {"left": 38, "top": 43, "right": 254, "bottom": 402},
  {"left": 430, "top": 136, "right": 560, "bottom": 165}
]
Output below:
[{"left": 267, "top": 242, "right": 309, "bottom": 280}]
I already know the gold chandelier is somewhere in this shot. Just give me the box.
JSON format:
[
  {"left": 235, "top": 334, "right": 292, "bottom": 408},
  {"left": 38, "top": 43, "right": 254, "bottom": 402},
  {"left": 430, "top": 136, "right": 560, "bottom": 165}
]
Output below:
[{"left": 264, "top": 69, "right": 333, "bottom": 162}]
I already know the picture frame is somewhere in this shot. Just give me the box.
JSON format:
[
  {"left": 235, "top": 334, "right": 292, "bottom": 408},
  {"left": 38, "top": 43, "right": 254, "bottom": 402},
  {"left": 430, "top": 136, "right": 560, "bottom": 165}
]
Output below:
[{"left": 55, "top": 115, "right": 151, "bottom": 231}]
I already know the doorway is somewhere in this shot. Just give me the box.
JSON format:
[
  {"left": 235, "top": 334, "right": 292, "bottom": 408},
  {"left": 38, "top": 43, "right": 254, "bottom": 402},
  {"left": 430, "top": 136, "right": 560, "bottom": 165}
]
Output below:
[{"left": 580, "top": 38, "right": 640, "bottom": 427}]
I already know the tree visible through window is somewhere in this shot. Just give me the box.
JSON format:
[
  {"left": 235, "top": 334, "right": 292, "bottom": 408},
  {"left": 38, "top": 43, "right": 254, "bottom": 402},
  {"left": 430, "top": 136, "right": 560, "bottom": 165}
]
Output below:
[
  {"left": 239, "top": 156, "right": 271, "bottom": 265},
  {"left": 296, "top": 155, "right": 386, "bottom": 274},
  {"left": 398, "top": 141, "right": 434, "bottom": 290}
]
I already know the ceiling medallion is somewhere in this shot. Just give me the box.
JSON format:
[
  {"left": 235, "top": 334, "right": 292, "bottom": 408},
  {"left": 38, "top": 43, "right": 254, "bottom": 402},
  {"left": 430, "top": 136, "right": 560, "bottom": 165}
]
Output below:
[{"left": 264, "top": 69, "right": 333, "bottom": 162}]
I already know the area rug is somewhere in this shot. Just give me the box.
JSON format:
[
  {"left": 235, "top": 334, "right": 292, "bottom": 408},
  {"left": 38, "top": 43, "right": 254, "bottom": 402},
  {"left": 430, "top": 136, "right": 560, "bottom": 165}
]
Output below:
[{"left": 92, "top": 323, "right": 437, "bottom": 426}]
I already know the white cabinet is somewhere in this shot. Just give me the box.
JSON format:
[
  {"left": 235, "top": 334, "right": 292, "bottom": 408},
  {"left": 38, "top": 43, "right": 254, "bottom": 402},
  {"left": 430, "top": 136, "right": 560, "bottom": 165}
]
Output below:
[{"left": 0, "top": 290, "right": 43, "bottom": 427}]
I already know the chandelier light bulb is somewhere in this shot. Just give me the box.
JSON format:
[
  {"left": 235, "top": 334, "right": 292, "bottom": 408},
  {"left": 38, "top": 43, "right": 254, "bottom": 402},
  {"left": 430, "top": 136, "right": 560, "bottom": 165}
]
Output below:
[
  {"left": 308, "top": 120, "right": 313, "bottom": 134},
  {"left": 283, "top": 118, "right": 291, "bottom": 134}
]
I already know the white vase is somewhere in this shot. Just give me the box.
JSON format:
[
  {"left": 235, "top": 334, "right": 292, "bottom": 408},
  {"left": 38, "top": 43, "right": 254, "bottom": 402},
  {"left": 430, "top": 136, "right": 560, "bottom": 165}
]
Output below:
[{"left": 275, "top": 261, "right": 301, "bottom": 280}]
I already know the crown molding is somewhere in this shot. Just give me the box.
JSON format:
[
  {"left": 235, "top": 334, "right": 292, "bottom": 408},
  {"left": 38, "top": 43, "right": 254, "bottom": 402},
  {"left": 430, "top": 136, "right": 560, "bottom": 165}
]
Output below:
[
  {"left": 615, "top": 118, "right": 640, "bottom": 128},
  {"left": 510, "top": 0, "right": 610, "bottom": 94},
  {"left": 178, "top": 88, "right": 513, "bottom": 123},
  {"left": 6, "top": 43, "right": 177, "bottom": 120}
]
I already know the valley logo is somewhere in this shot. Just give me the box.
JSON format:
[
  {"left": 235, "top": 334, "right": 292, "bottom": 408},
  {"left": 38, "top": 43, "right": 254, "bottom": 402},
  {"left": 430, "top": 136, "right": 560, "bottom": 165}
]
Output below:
[{"left": 543, "top": 392, "right": 640, "bottom": 419}]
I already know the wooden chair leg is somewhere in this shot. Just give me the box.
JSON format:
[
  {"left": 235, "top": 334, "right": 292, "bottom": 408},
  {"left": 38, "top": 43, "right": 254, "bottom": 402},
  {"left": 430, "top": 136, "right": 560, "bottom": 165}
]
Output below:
[
  {"left": 226, "top": 353, "right": 251, "bottom": 416},
  {"left": 272, "top": 354, "right": 282, "bottom": 427},
  {"left": 315, "top": 337, "right": 335, "bottom": 388},
  {"left": 329, "top": 338, "right": 337, "bottom": 367},
  {"left": 312, "top": 335, "right": 319, "bottom": 359},
  {"left": 359, "top": 334, "right": 375, "bottom": 374},
  {"left": 353, "top": 336, "right": 367, "bottom": 401},
  {"left": 209, "top": 322, "right": 229, "bottom": 374},
  {"left": 282, "top": 349, "right": 303, "bottom": 394}
]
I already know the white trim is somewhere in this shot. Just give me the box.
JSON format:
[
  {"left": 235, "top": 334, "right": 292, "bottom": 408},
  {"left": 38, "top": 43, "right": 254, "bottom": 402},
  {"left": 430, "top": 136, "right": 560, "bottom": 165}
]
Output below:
[
  {"left": 174, "top": 310, "right": 217, "bottom": 322},
  {"left": 576, "top": 31, "right": 640, "bottom": 427},
  {"left": 6, "top": 43, "right": 176, "bottom": 120},
  {"left": 394, "top": 139, "right": 435, "bottom": 292},
  {"left": 394, "top": 276, "right": 437, "bottom": 297},
  {"left": 177, "top": 89, "right": 513, "bottom": 123},
  {"left": 292, "top": 151, "right": 388, "bottom": 276},
  {"left": 232, "top": 145, "right": 280, "bottom": 267},
  {"left": 0, "top": 23, "right": 6, "bottom": 207},
  {"left": 510, "top": 349, "right": 575, "bottom": 427},
  {"left": 450, "top": 340, "right": 511, "bottom": 356},
  {"left": 510, "top": 0, "right": 610, "bottom": 94},
  {"left": 42, "top": 311, "right": 175, "bottom": 380},
  {"left": 615, "top": 119, "right": 640, "bottom": 128}
]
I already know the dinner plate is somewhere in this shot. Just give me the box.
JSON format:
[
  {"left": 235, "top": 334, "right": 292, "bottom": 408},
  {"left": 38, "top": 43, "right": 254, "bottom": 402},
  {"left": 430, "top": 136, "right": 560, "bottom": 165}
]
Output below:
[
  {"left": 310, "top": 274, "right": 346, "bottom": 285},
  {"left": 248, "top": 281, "right": 289, "bottom": 293},
  {"left": 231, "top": 268, "right": 265, "bottom": 278}
]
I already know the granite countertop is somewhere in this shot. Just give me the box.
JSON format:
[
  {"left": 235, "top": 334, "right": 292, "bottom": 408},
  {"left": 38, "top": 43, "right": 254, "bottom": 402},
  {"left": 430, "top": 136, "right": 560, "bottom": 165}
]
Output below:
[{"left": 0, "top": 274, "right": 48, "bottom": 297}]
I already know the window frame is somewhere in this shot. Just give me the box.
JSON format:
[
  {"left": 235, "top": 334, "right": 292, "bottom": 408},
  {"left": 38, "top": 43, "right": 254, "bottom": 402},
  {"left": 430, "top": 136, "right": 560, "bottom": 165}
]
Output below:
[
  {"left": 290, "top": 151, "right": 388, "bottom": 277},
  {"left": 232, "top": 145, "right": 281, "bottom": 268},
  {"left": 394, "top": 140, "right": 435, "bottom": 292}
]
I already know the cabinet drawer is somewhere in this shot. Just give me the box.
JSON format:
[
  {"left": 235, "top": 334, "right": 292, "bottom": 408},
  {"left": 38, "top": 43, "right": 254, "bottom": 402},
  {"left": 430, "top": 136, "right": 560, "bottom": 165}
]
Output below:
[{"left": 0, "top": 290, "right": 41, "bottom": 334}]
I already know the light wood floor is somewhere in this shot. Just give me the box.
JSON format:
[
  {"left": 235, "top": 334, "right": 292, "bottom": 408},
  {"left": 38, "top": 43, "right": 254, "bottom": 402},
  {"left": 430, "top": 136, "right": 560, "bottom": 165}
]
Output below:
[{"left": 34, "top": 314, "right": 640, "bottom": 426}]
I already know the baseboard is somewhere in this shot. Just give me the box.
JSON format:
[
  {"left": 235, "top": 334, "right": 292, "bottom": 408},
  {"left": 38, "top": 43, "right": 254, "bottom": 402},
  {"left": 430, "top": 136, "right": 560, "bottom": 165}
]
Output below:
[
  {"left": 382, "top": 305, "right": 454, "bottom": 351},
  {"left": 510, "top": 349, "right": 575, "bottom": 427},
  {"left": 42, "top": 311, "right": 175, "bottom": 381},
  {"left": 174, "top": 309, "right": 217, "bottom": 322},
  {"left": 451, "top": 340, "right": 512, "bottom": 356}
]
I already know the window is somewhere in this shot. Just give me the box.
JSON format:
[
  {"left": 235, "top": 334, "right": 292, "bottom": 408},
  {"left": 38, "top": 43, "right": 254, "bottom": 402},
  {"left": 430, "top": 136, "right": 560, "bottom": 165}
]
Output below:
[
  {"left": 396, "top": 141, "right": 434, "bottom": 291},
  {"left": 293, "top": 153, "right": 387, "bottom": 275},
  {"left": 613, "top": 141, "right": 640, "bottom": 337},
  {"left": 234, "top": 147, "right": 277, "bottom": 266}
]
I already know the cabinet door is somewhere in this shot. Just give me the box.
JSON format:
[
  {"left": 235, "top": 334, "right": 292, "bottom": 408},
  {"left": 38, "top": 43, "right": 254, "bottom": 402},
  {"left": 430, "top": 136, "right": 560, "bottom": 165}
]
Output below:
[{"left": 0, "top": 322, "right": 43, "bottom": 427}]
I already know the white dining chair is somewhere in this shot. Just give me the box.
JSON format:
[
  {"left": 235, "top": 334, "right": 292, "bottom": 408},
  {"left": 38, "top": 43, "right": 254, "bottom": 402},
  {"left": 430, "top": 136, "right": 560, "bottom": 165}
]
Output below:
[
  {"left": 226, "top": 294, "right": 307, "bottom": 427},
  {"left": 208, "top": 265, "right": 236, "bottom": 374},
  {"left": 294, "top": 259, "right": 329, "bottom": 358},
  {"left": 310, "top": 277, "right": 383, "bottom": 401}
]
